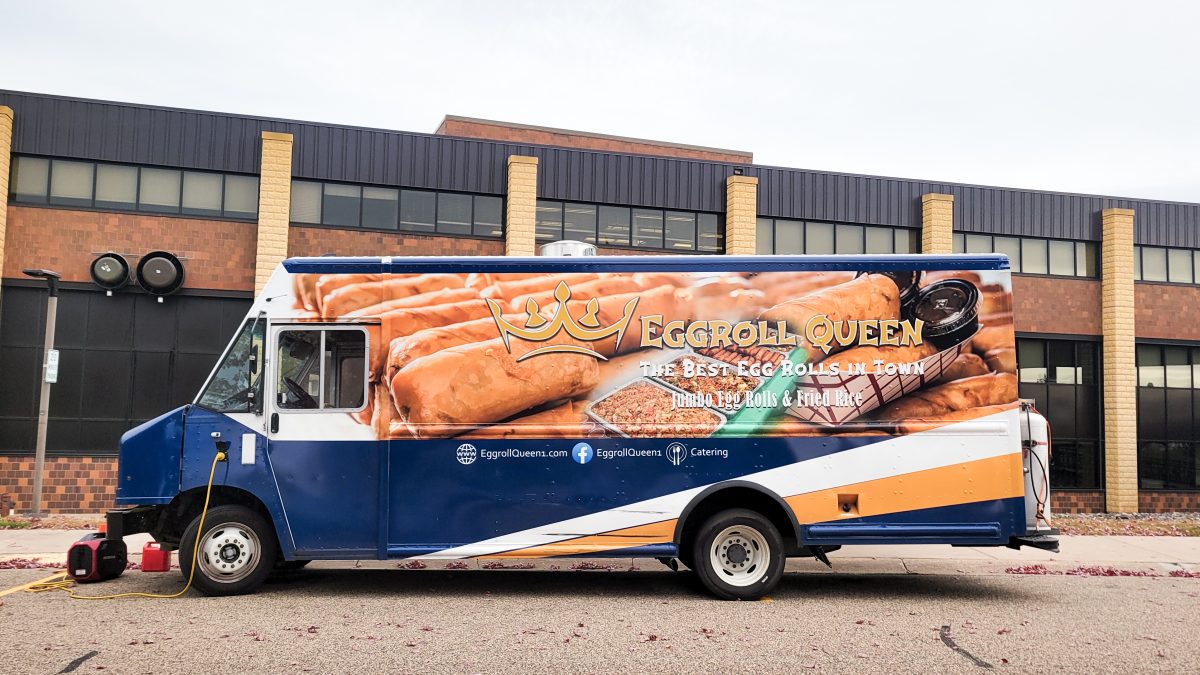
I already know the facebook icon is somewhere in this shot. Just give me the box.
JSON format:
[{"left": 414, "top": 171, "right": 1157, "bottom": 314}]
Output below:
[{"left": 572, "top": 442, "right": 594, "bottom": 464}]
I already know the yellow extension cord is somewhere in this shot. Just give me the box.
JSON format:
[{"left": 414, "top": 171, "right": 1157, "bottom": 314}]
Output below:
[{"left": 27, "top": 451, "right": 225, "bottom": 600}]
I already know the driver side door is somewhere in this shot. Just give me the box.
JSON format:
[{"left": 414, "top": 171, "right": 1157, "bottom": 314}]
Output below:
[{"left": 265, "top": 323, "right": 382, "bottom": 557}]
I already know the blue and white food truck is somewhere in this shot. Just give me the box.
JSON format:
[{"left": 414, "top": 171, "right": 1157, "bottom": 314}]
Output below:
[{"left": 106, "top": 247, "right": 1056, "bottom": 599}]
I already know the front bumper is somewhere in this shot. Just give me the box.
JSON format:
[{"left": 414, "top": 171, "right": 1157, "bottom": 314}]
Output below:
[{"left": 105, "top": 506, "right": 165, "bottom": 541}]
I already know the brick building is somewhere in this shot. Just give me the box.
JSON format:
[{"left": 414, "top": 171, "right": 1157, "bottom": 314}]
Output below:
[{"left": 1, "top": 90, "right": 1198, "bottom": 514}]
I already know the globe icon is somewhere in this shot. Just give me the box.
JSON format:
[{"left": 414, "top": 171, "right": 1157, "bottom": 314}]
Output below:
[{"left": 456, "top": 443, "right": 477, "bottom": 465}]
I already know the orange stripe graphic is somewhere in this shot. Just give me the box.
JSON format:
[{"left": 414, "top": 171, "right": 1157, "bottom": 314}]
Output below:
[
  {"left": 786, "top": 453, "right": 1023, "bottom": 524},
  {"left": 477, "top": 452, "right": 1023, "bottom": 559},
  {"left": 485, "top": 519, "right": 678, "bottom": 558}
]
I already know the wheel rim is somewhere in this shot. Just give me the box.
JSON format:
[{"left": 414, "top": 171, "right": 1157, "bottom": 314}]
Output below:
[
  {"left": 197, "top": 521, "right": 261, "bottom": 584},
  {"left": 709, "top": 525, "right": 770, "bottom": 587}
]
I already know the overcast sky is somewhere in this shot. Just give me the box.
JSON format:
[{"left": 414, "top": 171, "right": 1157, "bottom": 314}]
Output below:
[{"left": 3, "top": 1, "right": 1197, "bottom": 202}]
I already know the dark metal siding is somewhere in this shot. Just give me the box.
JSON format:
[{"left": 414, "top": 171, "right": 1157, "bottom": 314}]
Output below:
[{"left": 4, "top": 90, "right": 1199, "bottom": 246}]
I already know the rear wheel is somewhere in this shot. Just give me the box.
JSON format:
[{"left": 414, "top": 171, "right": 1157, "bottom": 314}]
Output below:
[
  {"left": 179, "top": 505, "right": 277, "bottom": 596},
  {"left": 691, "top": 508, "right": 784, "bottom": 600}
]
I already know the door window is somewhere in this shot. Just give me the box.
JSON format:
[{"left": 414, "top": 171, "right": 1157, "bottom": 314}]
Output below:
[{"left": 276, "top": 329, "right": 367, "bottom": 411}]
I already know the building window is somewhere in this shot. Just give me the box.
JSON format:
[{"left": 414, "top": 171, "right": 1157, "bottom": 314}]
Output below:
[
  {"left": 537, "top": 199, "right": 722, "bottom": 252},
  {"left": 11, "top": 156, "right": 50, "bottom": 203},
  {"left": 1134, "top": 245, "right": 1200, "bottom": 285},
  {"left": 48, "top": 160, "right": 94, "bottom": 207},
  {"left": 287, "top": 179, "right": 502, "bottom": 238},
  {"left": 95, "top": 164, "right": 138, "bottom": 210},
  {"left": 182, "top": 171, "right": 224, "bottom": 217},
  {"left": 1137, "top": 343, "right": 1200, "bottom": 490},
  {"left": 1017, "top": 338, "right": 1102, "bottom": 489},
  {"left": 8, "top": 155, "right": 258, "bottom": 220},
  {"left": 755, "top": 218, "right": 917, "bottom": 255},
  {"left": 953, "top": 233, "right": 1097, "bottom": 278}
]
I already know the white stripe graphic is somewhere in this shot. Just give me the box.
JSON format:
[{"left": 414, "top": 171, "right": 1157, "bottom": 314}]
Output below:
[{"left": 415, "top": 410, "right": 1021, "bottom": 559}]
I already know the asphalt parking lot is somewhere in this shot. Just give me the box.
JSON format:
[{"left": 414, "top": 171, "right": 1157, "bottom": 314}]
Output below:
[{"left": 2, "top": 561, "right": 1198, "bottom": 674}]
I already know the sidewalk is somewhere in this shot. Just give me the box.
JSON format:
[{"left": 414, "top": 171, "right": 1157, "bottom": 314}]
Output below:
[{"left": 4, "top": 530, "right": 1199, "bottom": 575}]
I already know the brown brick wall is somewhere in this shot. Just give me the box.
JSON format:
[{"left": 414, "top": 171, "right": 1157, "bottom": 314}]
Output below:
[
  {"left": 436, "top": 117, "right": 752, "bottom": 164},
  {"left": 1012, "top": 275, "right": 1102, "bottom": 336},
  {"left": 0, "top": 455, "right": 118, "bottom": 514},
  {"left": 2, "top": 205, "right": 256, "bottom": 291},
  {"left": 1051, "top": 490, "right": 1106, "bottom": 513},
  {"left": 1135, "top": 283, "right": 1200, "bottom": 341},
  {"left": 1138, "top": 490, "right": 1200, "bottom": 513},
  {"left": 288, "top": 226, "right": 504, "bottom": 258}
]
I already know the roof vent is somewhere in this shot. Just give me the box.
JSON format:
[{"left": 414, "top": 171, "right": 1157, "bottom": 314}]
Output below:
[{"left": 539, "top": 240, "right": 597, "bottom": 257}]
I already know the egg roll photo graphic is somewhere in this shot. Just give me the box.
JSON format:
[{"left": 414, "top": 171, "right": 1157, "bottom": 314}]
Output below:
[
  {"left": 875, "top": 372, "right": 1017, "bottom": 421},
  {"left": 479, "top": 273, "right": 600, "bottom": 301},
  {"left": 507, "top": 275, "right": 645, "bottom": 312},
  {"left": 759, "top": 274, "right": 901, "bottom": 346},
  {"left": 760, "top": 272, "right": 857, "bottom": 305},
  {"left": 315, "top": 273, "right": 406, "bottom": 314},
  {"left": 692, "top": 290, "right": 767, "bottom": 321},
  {"left": 938, "top": 353, "right": 989, "bottom": 382},
  {"left": 984, "top": 347, "right": 1017, "bottom": 373},
  {"left": 557, "top": 284, "right": 694, "bottom": 358},
  {"left": 819, "top": 342, "right": 938, "bottom": 372},
  {"left": 461, "top": 401, "right": 592, "bottom": 439},
  {"left": 293, "top": 274, "right": 320, "bottom": 311},
  {"left": 389, "top": 332, "right": 600, "bottom": 436},
  {"left": 343, "top": 286, "right": 480, "bottom": 319},
  {"left": 384, "top": 314, "right": 525, "bottom": 381},
  {"left": 893, "top": 403, "right": 1017, "bottom": 434},
  {"left": 971, "top": 325, "right": 1015, "bottom": 354},
  {"left": 632, "top": 272, "right": 691, "bottom": 289},
  {"left": 921, "top": 270, "right": 981, "bottom": 286},
  {"left": 367, "top": 299, "right": 493, "bottom": 377},
  {"left": 321, "top": 274, "right": 466, "bottom": 318},
  {"left": 465, "top": 272, "right": 543, "bottom": 290}
]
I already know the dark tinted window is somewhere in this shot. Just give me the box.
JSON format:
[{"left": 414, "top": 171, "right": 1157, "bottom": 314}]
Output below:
[
  {"left": 322, "top": 183, "right": 361, "bottom": 227},
  {"left": 400, "top": 190, "right": 436, "bottom": 232},
  {"left": 362, "top": 187, "right": 399, "bottom": 230},
  {"left": 436, "top": 193, "right": 473, "bottom": 235},
  {"left": 473, "top": 196, "right": 503, "bottom": 238},
  {"left": 564, "top": 203, "right": 598, "bottom": 243},
  {"left": 1017, "top": 338, "right": 1102, "bottom": 488},
  {"left": 599, "top": 206, "right": 631, "bottom": 246}
]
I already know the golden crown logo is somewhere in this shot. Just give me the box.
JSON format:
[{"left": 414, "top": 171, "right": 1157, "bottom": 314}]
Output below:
[{"left": 487, "top": 281, "right": 640, "bottom": 361}]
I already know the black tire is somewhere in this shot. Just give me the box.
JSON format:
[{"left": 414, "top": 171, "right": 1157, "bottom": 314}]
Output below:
[
  {"left": 690, "top": 508, "right": 784, "bottom": 601},
  {"left": 179, "top": 505, "right": 278, "bottom": 597}
]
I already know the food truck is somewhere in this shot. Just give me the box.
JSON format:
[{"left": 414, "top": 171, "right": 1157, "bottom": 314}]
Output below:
[{"left": 106, "top": 249, "right": 1057, "bottom": 599}]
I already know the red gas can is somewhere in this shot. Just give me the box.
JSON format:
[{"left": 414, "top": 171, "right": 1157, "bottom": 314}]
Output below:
[{"left": 141, "top": 542, "right": 172, "bottom": 572}]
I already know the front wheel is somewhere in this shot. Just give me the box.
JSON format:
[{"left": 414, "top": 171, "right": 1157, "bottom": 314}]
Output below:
[
  {"left": 691, "top": 508, "right": 784, "bottom": 600},
  {"left": 179, "top": 505, "right": 277, "bottom": 596}
]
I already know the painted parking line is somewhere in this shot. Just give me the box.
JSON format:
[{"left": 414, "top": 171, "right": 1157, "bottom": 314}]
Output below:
[{"left": 0, "top": 571, "right": 67, "bottom": 597}]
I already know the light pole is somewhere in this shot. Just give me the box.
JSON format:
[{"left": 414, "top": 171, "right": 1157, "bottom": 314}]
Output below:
[{"left": 23, "top": 268, "right": 60, "bottom": 518}]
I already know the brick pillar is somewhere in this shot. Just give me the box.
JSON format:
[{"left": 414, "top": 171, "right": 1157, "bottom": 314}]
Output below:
[
  {"left": 0, "top": 106, "right": 13, "bottom": 334},
  {"left": 505, "top": 155, "right": 538, "bottom": 256},
  {"left": 921, "top": 193, "right": 954, "bottom": 254},
  {"left": 255, "top": 131, "right": 293, "bottom": 292},
  {"left": 725, "top": 175, "right": 758, "bottom": 255},
  {"left": 1101, "top": 207, "right": 1138, "bottom": 513}
]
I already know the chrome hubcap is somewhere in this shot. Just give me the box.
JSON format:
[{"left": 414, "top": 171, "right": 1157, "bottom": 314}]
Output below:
[
  {"left": 710, "top": 525, "right": 769, "bottom": 587},
  {"left": 198, "top": 522, "right": 260, "bottom": 583}
]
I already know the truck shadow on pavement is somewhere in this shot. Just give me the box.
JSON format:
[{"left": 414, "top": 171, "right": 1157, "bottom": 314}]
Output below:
[{"left": 263, "top": 568, "right": 1035, "bottom": 603}]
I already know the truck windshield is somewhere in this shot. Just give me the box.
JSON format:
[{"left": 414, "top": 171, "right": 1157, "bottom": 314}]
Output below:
[{"left": 197, "top": 317, "right": 265, "bottom": 413}]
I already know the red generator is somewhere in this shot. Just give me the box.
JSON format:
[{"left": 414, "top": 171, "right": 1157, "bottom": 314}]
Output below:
[{"left": 67, "top": 533, "right": 127, "bottom": 583}]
